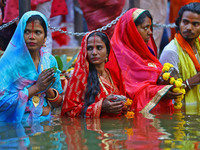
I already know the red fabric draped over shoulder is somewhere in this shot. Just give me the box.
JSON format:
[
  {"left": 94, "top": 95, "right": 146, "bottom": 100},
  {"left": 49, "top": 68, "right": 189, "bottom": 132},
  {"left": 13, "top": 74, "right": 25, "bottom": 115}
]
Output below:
[
  {"left": 61, "top": 32, "right": 126, "bottom": 118},
  {"left": 111, "top": 8, "right": 174, "bottom": 115}
]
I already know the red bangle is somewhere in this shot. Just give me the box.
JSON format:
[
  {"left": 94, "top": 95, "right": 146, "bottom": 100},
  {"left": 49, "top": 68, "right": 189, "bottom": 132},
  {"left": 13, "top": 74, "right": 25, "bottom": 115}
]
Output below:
[{"left": 47, "top": 88, "right": 59, "bottom": 102}]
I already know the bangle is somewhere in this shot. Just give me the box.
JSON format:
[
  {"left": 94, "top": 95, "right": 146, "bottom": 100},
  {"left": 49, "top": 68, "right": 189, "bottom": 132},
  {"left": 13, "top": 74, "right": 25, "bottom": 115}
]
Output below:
[
  {"left": 47, "top": 88, "right": 59, "bottom": 102},
  {"left": 186, "top": 79, "right": 192, "bottom": 90}
]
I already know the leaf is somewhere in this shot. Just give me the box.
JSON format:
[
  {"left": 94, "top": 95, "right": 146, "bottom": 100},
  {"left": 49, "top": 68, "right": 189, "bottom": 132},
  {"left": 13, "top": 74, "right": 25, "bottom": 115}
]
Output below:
[
  {"left": 60, "top": 54, "right": 68, "bottom": 71},
  {"left": 65, "top": 52, "right": 79, "bottom": 71},
  {"left": 47, "top": 66, "right": 57, "bottom": 72},
  {"left": 54, "top": 55, "right": 63, "bottom": 71}
]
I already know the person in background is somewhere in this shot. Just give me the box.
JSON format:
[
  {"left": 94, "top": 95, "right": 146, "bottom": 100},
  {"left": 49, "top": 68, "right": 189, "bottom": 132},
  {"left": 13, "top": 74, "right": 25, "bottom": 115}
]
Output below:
[
  {"left": 61, "top": 32, "right": 127, "bottom": 118},
  {"left": 78, "top": 0, "right": 125, "bottom": 38},
  {"left": 111, "top": 8, "right": 182, "bottom": 115},
  {"left": 169, "top": 0, "right": 200, "bottom": 40},
  {"left": 159, "top": 2, "right": 200, "bottom": 115},
  {"left": 0, "top": 11, "right": 63, "bottom": 122}
]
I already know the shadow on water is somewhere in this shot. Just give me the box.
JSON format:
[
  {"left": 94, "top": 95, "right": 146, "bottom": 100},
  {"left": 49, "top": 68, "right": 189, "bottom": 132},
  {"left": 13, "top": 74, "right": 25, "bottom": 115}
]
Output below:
[{"left": 0, "top": 112, "right": 200, "bottom": 149}]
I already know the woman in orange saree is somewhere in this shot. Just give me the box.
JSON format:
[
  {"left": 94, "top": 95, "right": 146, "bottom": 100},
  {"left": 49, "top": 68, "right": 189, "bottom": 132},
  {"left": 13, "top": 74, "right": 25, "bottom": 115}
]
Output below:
[
  {"left": 111, "top": 8, "right": 181, "bottom": 115},
  {"left": 61, "top": 32, "right": 126, "bottom": 118}
]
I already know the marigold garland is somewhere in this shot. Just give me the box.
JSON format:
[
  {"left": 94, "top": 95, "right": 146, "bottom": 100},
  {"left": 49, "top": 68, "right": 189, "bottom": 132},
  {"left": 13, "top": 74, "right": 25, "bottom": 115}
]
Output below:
[
  {"left": 124, "top": 98, "right": 134, "bottom": 119},
  {"left": 162, "top": 63, "right": 186, "bottom": 110}
]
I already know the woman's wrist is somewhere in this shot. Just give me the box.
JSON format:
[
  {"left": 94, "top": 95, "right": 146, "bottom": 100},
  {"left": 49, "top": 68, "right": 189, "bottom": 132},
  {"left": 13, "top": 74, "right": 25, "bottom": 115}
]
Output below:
[{"left": 46, "top": 88, "right": 59, "bottom": 102}]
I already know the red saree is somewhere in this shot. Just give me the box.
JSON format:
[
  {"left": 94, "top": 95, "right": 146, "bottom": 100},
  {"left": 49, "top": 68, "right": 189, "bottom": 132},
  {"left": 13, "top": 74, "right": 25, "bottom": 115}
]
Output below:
[
  {"left": 111, "top": 8, "right": 174, "bottom": 115},
  {"left": 61, "top": 32, "right": 126, "bottom": 118}
]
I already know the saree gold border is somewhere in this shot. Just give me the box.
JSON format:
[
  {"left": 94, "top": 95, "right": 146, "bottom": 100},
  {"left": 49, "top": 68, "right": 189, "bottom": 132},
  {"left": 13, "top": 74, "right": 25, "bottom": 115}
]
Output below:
[{"left": 140, "top": 85, "right": 173, "bottom": 118}]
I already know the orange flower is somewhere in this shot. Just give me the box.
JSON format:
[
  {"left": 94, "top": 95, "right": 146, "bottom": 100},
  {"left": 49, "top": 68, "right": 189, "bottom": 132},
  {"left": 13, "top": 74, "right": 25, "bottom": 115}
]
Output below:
[
  {"left": 125, "top": 98, "right": 133, "bottom": 106},
  {"left": 125, "top": 111, "right": 134, "bottom": 118}
]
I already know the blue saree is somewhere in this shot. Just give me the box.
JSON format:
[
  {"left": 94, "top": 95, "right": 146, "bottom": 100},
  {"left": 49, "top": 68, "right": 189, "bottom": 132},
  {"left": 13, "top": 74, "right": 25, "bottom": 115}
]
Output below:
[{"left": 0, "top": 11, "right": 62, "bottom": 122}]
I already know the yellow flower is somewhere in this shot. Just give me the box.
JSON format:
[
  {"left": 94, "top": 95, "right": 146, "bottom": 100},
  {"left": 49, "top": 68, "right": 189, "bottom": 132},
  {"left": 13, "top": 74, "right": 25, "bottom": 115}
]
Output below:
[
  {"left": 125, "top": 111, "right": 134, "bottom": 118},
  {"left": 175, "top": 98, "right": 182, "bottom": 102},
  {"left": 174, "top": 102, "right": 182, "bottom": 109},
  {"left": 177, "top": 78, "right": 183, "bottom": 83},
  {"left": 177, "top": 94, "right": 184, "bottom": 99},
  {"left": 175, "top": 80, "right": 182, "bottom": 88},
  {"left": 173, "top": 88, "right": 181, "bottom": 93},
  {"left": 162, "top": 66, "right": 170, "bottom": 72},
  {"left": 164, "top": 62, "right": 174, "bottom": 68},
  {"left": 180, "top": 88, "right": 186, "bottom": 95},
  {"left": 169, "top": 77, "right": 176, "bottom": 85},
  {"left": 162, "top": 72, "right": 170, "bottom": 80}
]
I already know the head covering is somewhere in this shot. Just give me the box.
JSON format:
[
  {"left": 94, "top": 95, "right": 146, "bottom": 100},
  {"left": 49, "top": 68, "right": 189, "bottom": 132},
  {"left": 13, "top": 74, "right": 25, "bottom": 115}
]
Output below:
[
  {"left": 0, "top": 11, "right": 52, "bottom": 122},
  {"left": 132, "top": 8, "right": 146, "bottom": 21},
  {"left": 111, "top": 8, "right": 173, "bottom": 114},
  {"left": 61, "top": 31, "right": 126, "bottom": 117},
  {"left": 0, "top": 11, "right": 48, "bottom": 92}
]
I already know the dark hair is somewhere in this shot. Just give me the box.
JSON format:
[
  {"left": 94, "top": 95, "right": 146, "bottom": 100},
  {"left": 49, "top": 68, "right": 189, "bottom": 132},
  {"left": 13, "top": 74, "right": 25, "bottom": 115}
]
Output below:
[
  {"left": 26, "top": 15, "right": 47, "bottom": 37},
  {"left": 82, "top": 32, "right": 110, "bottom": 117},
  {"left": 134, "top": 10, "right": 153, "bottom": 26},
  {"left": 175, "top": 2, "right": 200, "bottom": 32},
  {"left": 0, "top": 23, "right": 17, "bottom": 51}
]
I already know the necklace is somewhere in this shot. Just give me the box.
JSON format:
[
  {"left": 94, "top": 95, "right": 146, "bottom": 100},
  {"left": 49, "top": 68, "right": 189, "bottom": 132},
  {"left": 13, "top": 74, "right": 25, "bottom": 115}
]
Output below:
[
  {"left": 98, "top": 69, "right": 115, "bottom": 95},
  {"left": 32, "top": 95, "right": 40, "bottom": 107}
]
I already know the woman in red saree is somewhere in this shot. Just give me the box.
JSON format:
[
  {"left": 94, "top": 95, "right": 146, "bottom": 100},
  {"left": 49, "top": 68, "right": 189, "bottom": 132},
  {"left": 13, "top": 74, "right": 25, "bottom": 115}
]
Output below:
[
  {"left": 111, "top": 8, "right": 182, "bottom": 115},
  {"left": 61, "top": 32, "right": 126, "bottom": 118}
]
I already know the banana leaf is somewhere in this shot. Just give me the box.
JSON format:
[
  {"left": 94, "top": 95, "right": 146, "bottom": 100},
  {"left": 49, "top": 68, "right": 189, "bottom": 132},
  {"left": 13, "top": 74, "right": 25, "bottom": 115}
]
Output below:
[{"left": 54, "top": 55, "right": 63, "bottom": 71}]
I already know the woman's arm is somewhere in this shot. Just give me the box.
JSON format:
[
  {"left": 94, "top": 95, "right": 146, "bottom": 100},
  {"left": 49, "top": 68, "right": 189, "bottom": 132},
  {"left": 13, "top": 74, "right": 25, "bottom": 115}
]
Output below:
[{"left": 28, "top": 68, "right": 55, "bottom": 99}]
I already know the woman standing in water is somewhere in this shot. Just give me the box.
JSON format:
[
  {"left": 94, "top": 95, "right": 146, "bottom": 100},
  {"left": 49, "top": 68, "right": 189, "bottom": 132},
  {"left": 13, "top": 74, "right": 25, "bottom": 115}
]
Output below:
[
  {"left": 111, "top": 8, "right": 182, "bottom": 115},
  {"left": 61, "top": 32, "right": 127, "bottom": 118},
  {"left": 0, "top": 11, "right": 63, "bottom": 122}
]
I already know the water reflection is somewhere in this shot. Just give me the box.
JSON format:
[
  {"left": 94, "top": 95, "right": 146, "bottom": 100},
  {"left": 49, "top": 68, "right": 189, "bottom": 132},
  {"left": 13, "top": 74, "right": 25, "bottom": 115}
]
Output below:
[
  {"left": 61, "top": 113, "right": 167, "bottom": 150},
  {"left": 0, "top": 122, "right": 29, "bottom": 149},
  {"left": 0, "top": 113, "right": 200, "bottom": 149}
]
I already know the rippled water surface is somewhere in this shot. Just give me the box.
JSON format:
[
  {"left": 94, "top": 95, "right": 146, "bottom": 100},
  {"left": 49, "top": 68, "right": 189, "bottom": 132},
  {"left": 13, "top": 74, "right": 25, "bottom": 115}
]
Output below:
[{"left": 0, "top": 111, "right": 200, "bottom": 150}]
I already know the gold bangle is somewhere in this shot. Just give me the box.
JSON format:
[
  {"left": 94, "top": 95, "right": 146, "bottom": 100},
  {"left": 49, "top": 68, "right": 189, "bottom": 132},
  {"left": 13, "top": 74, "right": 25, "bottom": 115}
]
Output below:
[{"left": 47, "top": 88, "right": 59, "bottom": 101}]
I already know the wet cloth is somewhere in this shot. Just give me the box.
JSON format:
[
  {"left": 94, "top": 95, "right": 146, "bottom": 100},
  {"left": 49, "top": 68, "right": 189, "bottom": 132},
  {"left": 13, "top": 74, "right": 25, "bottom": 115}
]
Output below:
[
  {"left": 61, "top": 32, "right": 126, "bottom": 118},
  {"left": 0, "top": 11, "right": 62, "bottom": 122},
  {"left": 160, "top": 33, "right": 200, "bottom": 114},
  {"left": 111, "top": 8, "right": 174, "bottom": 115}
]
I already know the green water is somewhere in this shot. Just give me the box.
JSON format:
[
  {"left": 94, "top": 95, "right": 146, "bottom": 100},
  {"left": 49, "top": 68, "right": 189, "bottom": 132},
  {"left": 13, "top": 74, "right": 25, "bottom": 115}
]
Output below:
[{"left": 0, "top": 112, "right": 200, "bottom": 150}]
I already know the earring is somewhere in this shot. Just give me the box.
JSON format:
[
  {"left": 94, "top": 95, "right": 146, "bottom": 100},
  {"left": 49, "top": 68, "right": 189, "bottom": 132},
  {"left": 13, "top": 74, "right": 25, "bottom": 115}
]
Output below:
[
  {"left": 43, "top": 43, "right": 46, "bottom": 47},
  {"left": 105, "top": 58, "right": 108, "bottom": 62}
]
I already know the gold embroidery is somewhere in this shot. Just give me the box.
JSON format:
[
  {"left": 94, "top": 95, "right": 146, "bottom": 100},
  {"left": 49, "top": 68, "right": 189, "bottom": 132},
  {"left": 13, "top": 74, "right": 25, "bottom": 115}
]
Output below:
[
  {"left": 98, "top": 69, "right": 115, "bottom": 95},
  {"left": 140, "top": 85, "right": 173, "bottom": 117},
  {"left": 148, "top": 62, "right": 157, "bottom": 68},
  {"left": 132, "top": 9, "right": 146, "bottom": 21}
]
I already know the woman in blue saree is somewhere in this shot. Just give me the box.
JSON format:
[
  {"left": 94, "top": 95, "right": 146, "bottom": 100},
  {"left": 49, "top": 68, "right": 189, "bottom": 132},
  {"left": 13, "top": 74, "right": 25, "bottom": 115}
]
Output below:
[{"left": 0, "top": 11, "right": 63, "bottom": 122}]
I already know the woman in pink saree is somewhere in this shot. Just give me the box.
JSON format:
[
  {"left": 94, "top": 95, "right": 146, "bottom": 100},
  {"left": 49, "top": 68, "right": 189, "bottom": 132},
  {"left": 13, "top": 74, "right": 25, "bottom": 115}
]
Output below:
[{"left": 111, "top": 8, "right": 181, "bottom": 115}]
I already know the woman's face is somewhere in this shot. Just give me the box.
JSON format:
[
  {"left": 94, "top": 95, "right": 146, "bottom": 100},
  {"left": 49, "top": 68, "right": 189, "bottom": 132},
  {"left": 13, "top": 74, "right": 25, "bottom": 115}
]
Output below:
[
  {"left": 87, "top": 35, "right": 108, "bottom": 67},
  {"left": 24, "top": 20, "right": 46, "bottom": 51},
  {"left": 136, "top": 16, "right": 152, "bottom": 44}
]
